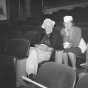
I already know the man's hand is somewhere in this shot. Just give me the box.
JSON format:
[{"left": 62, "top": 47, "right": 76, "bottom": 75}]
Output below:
[{"left": 63, "top": 42, "right": 72, "bottom": 49}]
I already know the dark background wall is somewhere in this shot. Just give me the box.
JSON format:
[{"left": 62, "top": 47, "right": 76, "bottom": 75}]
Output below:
[
  {"left": 31, "top": 0, "right": 42, "bottom": 18},
  {"left": 6, "top": 0, "right": 42, "bottom": 21},
  {"left": 43, "top": 0, "right": 88, "bottom": 8},
  {"left": 0, "top": 0, "right": 88, "bottom": 42},
  {"left": 7, "top": 0, "right": 19, "bottom": 21}
]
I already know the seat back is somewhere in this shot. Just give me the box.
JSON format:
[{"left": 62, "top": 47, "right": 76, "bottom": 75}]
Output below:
[
  {"left": 5, "top": 38, "right": 30, "bottom": 59},
  {"left": 0, "top": 55, "right": 15, "bottom": 88},
  {"left": 0, "top": 39, "right": 7, "bottom": 54},
  {"left": 35, "top": 62, "right": 76, "bottom": 88},
  {"left": 24, "top": 31, "right": 42, "bottom": 45},
  {"left": 76, "top": 74, "right": 88, "bottom": 88}
]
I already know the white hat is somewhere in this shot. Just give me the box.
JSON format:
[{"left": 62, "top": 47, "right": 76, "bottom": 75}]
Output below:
[
  {"left": 41, "top": 18, "right": 55, "bottom": 29},
  {"left": 63, "top": 16, "right": 73, "bottom": 23}
]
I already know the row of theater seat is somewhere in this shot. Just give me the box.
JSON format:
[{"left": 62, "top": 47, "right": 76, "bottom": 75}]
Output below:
[
  {"left": 0, "top": 38, "right": 87, "bottom": 88},
  {"left": 0, "top": 38, "right": 30, "bottom": 88},
  {"left": 0, "top": 55, "right": 15, "bottom": 88},
  {"left": 21, "top": 62, "right": 88, "bottom": 88},
  {"left": 37, "top": 62, "right": 88, "bottom": 88}
]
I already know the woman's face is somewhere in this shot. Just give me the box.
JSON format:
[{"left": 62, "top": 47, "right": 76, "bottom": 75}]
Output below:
[
  {"left": 42, "top": 19, "right": 55, "bottom": 34},
  {"left": 45, "top": 25, "right": 54, "bottom": 34}
]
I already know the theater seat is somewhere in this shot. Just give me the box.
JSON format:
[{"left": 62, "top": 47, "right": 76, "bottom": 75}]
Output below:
[
  {"left": 76, "top": 54, "right": 86, "bottom": 69},
  {"left": 5, "top": 39, "right": 30, "bottom": 59},
  {"left": 76, "top": 74, "right": 88, "bottom": 88},
  {"left": 0, "top": 55, "right": 15, "bottom": 88},
  {"left": 24, "top": 31, "right": 42, "bottom": 45},
  {"left": 6, "top": 39, "right": 30, "bottom": 87},
  {"left": 16, "top": 57, "right": 28, "bottom": 88},
  {"left": 0, "top": 39, "right": 7, "bottom": 54},
  {"left": 35, "top": 62, "right": 76, "bottom": 88}
]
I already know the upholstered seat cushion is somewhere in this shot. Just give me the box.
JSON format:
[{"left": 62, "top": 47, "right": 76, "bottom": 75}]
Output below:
[{"left": 35, "top": 62, "right": 76, "bottom": 88}]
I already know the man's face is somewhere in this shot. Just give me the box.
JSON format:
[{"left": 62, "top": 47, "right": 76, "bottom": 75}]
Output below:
[{"left": 64, "top": 22, "right": 72, "bottom": 29}]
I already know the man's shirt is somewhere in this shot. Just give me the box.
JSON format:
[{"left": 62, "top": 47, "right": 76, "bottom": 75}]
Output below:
[{"left": 61, "top": 26, "right": 82, "bottom": 47}]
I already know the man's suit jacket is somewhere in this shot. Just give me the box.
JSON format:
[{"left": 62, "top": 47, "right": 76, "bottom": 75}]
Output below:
[
  {"left": 61, "top": 26, "right": 82, "bottom": 47},
  {"left": 40, "top": 27, "right": 63, "bottom": 50}
]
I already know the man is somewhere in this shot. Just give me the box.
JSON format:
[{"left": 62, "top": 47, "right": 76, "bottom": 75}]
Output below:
[
  {"left": 26, "top": 18, "right": 55, "bottom": 76},
  {"left": 60, "top": 15, "right": 82, "bottom": 70}
]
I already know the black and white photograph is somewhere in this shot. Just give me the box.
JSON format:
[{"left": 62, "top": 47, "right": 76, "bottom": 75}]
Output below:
[{"left": 0, "top": 0, "right": 88, "bottom": 88}]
